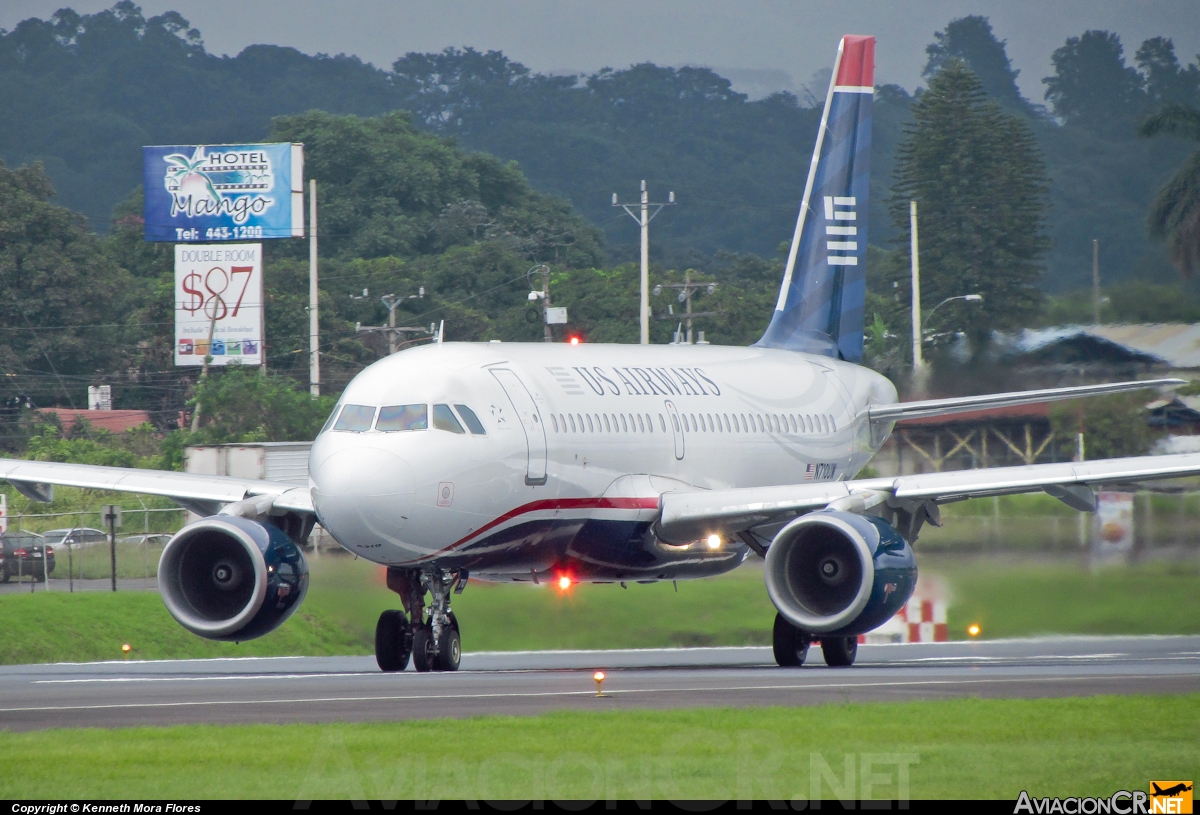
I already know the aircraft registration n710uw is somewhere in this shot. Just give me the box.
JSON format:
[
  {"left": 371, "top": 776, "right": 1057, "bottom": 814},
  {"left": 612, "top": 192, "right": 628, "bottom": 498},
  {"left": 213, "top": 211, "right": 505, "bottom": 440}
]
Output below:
[{"left": 2, "top": 35, "right": 1197, "bottom": 672}]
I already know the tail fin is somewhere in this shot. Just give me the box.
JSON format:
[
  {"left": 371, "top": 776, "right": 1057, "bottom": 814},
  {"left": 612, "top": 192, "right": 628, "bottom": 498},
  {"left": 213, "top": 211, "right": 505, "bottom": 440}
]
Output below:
[{"left": 757, "top": 35, "right": 874, "bottom": 362}]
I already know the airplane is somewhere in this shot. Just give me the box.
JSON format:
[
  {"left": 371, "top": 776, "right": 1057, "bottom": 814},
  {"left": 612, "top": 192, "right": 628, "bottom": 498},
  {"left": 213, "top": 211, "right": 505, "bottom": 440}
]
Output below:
[
  {"left": 1152, "top": 783, "right": 1192, "bottom": 798},
  {"left": 2, "top": 34, "right": 1198, "bottom": 674}
]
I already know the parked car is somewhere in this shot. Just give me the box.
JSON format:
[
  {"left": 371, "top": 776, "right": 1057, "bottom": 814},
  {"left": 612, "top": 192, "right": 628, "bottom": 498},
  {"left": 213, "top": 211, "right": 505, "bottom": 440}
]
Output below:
[
  {"left": 0, "top": 531, "right": 54, "bottom": 582},
  {"left": 40, "top": 528, "right": 109, "bottom": 549}
]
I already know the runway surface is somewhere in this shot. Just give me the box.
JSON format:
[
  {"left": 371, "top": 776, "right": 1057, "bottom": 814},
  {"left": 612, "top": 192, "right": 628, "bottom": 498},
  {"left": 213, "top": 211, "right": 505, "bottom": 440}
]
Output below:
[{"left": 2, "top": 636, "right": 1198, "bottom": 731}]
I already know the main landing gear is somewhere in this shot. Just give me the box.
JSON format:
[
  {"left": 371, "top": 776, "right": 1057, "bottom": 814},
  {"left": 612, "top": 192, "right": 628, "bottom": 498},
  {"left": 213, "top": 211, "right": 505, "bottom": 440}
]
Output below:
[
  {"left": 772, "top": 612, "right": 858, "bottom": 668},
  {"left": 376, "top": 567, "right": 466, "bottom": 673}
]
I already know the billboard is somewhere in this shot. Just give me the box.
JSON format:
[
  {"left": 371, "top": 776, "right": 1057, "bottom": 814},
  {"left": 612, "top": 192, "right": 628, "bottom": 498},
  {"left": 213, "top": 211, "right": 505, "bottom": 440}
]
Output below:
[
  {"left": 144, "top": 143, "right": 303, "bottom": 242},
  {"left": 175, "top": 244, "right": 264, "bottom": 367}
]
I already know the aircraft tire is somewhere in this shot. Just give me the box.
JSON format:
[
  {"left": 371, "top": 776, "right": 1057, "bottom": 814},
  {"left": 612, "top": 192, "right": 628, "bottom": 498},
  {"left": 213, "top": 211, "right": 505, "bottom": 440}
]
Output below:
[
  {"left": 435, "top": 627, "right": 461, "bottom": 672},
  {"left": 411, "top": 626, "right": 435, "bottom": 672},
  {"left": 821, "top": 636, "right": 858, "bottom": 668},
  {"left": 374, "top": 610, "right": 410, "bottom": 672},
  {"left": 772, "top": 613, "right": 810, "bottom": 667}
]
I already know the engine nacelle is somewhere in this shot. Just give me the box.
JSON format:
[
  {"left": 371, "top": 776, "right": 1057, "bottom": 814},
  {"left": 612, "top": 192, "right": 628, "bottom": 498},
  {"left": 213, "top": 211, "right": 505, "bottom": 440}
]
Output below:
[
  {"left": 158, "top": 516, "right": 309, "bottom": 641},
  {"left": 764, "top": 510, "right": 916, "bottom": 635}
]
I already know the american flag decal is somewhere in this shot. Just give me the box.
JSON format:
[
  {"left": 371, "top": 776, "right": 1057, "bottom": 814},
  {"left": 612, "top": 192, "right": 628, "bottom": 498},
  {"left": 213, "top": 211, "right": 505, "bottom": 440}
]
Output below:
[{"left": 805, "top": 462, "right": 836, "bottom": 481}]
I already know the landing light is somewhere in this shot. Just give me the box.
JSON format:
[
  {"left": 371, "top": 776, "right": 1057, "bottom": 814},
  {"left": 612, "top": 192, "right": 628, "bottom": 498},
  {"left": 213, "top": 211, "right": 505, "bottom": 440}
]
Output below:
[
  {"left": 967, "top": 624, "right": 981, "bottom": 637},
  {"left": 705, "top": 534, "right": 721, "bottom": 550},
  {"left": 558, "top": 576, "right": 573, "bottom": 591}
]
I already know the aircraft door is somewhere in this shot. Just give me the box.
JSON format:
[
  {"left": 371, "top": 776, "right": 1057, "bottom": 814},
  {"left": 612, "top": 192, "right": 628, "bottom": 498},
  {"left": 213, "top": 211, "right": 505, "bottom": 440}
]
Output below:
[
  {"left": 490, "top": 368, "right": 548, "bottom": 486},
  {"left": 664, "top": 400, "right": 685, "bottom": 460}
]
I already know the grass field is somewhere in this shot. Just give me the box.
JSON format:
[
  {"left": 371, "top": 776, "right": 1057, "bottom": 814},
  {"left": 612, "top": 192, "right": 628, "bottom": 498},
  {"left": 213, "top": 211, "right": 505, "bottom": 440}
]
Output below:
[
  {"left": 0, "top": 695, "right": 1194, "bottom": 799},
  {"left": 2, "top": 554, "right": 1199, "bottom": 664}
]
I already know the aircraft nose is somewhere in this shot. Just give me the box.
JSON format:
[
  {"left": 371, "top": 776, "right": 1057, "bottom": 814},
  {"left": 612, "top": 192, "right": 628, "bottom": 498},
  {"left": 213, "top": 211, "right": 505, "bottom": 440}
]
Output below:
[{"left": 312, "top": 445, "right": 415, "bottom": 545}]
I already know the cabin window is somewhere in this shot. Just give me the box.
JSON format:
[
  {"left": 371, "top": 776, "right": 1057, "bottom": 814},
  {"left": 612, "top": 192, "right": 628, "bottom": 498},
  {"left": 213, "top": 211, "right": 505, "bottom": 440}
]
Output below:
[
  {"left": 432, "top": 404, "right": 465, "bottom": 433},
  {"left": 377, "top": 404, "right": 428, "bottom": 432},
  {"left": 620, "top": 414, "right": 628, "bottom": 432},
  {"left": 576, "top": 413, "right": 584, "bottom": 432},
  {"left": 829, "top": 416, "right": 837, "bottom": 432},
  {"left": 722, "top": 414, "right": 730, "bottom": 432},
  {"left": 645, "top": 413, "right": 653, "bottom": 432},
  {"left": 788, "top": 414, "right": 797, "bottom": 433},
  {"left": 569, "top": 414, "right": 577, "bottom": 433},
  {"left": 637, "top": 414, "right": 645, "bottom": 433},
  {"left": 333, "top": 404, "right": 376, "bottom": 433},
  {"left": 659, "top": 414, "right": 667, "bottom": 432},
  {"left": 756, "top": 415, "right": 765, "bottom": 433},
  {"left": 453, "top": 404, "right": 486, "bottom": 435},
  {"left": 586, "top": 414, "right": 594, "bottom": 433},
  {"left": 551, "top": 414, "right": 559, "bottom": 433},
  {"left": 602, "top": 414, "right": 610, "bottom": 432},
  {"left": 671, "top": 413, "right": 680, "bottom": 432}
]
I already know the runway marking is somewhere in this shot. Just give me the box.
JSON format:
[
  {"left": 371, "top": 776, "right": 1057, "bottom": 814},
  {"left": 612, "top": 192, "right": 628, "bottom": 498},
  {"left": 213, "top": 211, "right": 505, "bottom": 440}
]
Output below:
[
  {"left": 32, "top": 653, "right": 1150, "bottom": 683},
  {"left": 3, "top": 673, "right": 1195, "bottom": 715},
  {"left": 35, "top": 673, "right": 383, "bottom": 684}
]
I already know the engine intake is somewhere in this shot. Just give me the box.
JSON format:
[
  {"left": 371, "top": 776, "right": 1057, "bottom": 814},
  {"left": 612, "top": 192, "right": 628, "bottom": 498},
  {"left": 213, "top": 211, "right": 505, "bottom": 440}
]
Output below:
[
  {"left": 764, "top": 510, "right": 916, "bottom": 635},
  {"left": 159, "top": 516, "right": 309, "bottom": 641}
]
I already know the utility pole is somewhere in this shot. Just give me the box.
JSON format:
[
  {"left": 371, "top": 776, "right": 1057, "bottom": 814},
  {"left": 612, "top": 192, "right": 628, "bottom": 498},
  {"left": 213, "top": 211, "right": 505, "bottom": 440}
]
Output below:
[
  {"left": 356, "top": 288, "right": 427, "bottom": 354},
  {"left": 614, "top": 182, "right": 674, "bottom": 344},
  {"left": 309, "top": 178, "right": 320, "bottom": 398},
  {"left": 541, "top": 264, "right": 553, "bottom": 343},
  {"left": 1092, "top": 239, "right": 1100, "bottom": 325},
  {"left": 189, "top": 312, "right": 217, "bottom": 433},
  {"left": 653, "top": 270, "right": 719, "bottom": 344},
  {"left": 910, "top": 201, "right": 926, "bottom": 393}
]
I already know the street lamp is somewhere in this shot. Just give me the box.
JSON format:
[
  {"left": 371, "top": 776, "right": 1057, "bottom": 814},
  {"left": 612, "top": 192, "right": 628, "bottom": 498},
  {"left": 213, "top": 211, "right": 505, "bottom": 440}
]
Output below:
[{"left": 924, "top": 293, "right": 983, "bottom": 328}]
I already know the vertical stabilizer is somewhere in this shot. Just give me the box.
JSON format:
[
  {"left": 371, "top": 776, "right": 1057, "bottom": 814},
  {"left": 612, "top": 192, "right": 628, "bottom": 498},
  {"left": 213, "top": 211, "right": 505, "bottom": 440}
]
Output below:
[{"left": 756, "top": 35, "right": 874, "bottom": 361}]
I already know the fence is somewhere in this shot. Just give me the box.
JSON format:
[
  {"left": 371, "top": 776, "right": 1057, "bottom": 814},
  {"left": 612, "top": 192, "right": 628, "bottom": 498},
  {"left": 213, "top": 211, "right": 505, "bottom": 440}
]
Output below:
[
  {"left": 919, "top": 491, "right": 1200, "bottom": 556},
  {"left": 5, "top": 506, "right": 188, "bottom": 590}
]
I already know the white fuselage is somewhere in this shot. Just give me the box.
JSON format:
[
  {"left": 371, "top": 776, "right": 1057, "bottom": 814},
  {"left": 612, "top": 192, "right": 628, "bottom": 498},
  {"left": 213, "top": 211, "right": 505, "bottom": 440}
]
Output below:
[{"left": 309, "top": 341, "right": 897, "bottom": 582}]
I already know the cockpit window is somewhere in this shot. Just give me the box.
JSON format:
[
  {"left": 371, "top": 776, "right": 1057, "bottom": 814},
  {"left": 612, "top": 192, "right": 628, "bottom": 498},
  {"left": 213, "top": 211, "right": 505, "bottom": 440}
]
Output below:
[
  {"left": 453, "top": 404, "right": 486, "bottom": 435},
  {"left": 432, "top": 403, "right": 465, "bottom": 434},
  {"left": 377, "top": 404, "right": 428, "bottom": 432},
  {"left": 320, "top": 403, "right": 342, "bottom": 434},
  {"left": 332, "top": 404, "right": 376, "bottom": 432}
]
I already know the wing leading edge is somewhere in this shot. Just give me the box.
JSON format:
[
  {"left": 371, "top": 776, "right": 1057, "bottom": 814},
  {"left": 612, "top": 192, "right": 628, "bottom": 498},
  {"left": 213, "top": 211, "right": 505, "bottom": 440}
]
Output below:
[
  {"left": 657, "top": 451, "right": 1200, "bottom": 544},
  {"left": 0, "top": 458, "right": 312, "bottom": 517},
  {"left": 866, "top": 379, "right": 1183, "bottom": 423}
]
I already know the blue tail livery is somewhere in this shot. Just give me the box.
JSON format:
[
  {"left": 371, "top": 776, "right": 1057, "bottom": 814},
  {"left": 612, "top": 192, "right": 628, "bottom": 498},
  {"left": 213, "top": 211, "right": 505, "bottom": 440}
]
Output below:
[{"left": 757, "top": 35, "right": 874, "bottom": 362}]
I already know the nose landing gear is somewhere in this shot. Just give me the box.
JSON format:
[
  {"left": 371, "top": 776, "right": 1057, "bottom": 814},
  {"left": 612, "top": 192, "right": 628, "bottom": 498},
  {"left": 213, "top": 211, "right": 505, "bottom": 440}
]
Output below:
[{"left": 376, "top": 567, "right": 465, "bottom": 672}]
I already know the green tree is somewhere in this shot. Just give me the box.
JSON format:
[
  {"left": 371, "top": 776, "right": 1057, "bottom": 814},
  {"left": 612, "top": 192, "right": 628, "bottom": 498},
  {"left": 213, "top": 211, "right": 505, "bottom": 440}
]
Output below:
[
  {"left": 1049, "top": 393, "right": 1161, "bottom": 459},
  {"left": 923, "top": 15, "right": 1030, "bottom": 113},
  {"left": 186, "top": 366, "right": 336, "bottom": 446},
  {"left": 0, "top": 160, "right": 132, "bottom": 415},
  {"left": 1136, "top": 37, "right": 1200, "bottom": 108},
  {"left": 1043, "top": 31, "right": 1146, "bottom": 129},
  {"left": 887, "top": 60, "right": 1048, "bottom": 354},
  {"left": 1139, "top": 104, "right": 1200, "bottom": 276}
]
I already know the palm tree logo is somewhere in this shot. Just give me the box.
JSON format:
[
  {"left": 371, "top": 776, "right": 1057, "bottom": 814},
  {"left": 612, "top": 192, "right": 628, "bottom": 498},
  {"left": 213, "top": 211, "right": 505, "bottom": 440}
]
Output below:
[{"left": 163, "top": 146, "right": 220, "bottom": 211}]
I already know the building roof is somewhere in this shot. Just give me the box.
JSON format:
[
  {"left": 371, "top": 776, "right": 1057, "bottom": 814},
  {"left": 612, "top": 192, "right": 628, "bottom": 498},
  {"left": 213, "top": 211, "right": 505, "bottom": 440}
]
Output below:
[
  {"left": 38, "top": 408, "right": 153, "bottom": 434},
  {"left": 1009, "top": 324, "right": 1200, "bottom": 369}
]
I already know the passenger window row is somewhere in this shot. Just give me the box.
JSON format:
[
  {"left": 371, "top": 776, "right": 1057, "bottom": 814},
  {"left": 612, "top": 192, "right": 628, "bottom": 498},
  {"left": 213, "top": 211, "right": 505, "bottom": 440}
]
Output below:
[
  {"left": 328, "top": 403, "right": 486, "bottom": 435},
  {"left": 551, "top": 412, "right": 663, "bottom": 434},
  {"left": 548, "top": 410, "right": 836, "bottom": 436}
]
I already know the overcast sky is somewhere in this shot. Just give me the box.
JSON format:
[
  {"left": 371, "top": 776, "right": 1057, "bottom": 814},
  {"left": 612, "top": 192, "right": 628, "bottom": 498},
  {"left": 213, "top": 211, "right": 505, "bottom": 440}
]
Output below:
[{"left": 3, "top": 0, "right": 1198, "bottom": 100}]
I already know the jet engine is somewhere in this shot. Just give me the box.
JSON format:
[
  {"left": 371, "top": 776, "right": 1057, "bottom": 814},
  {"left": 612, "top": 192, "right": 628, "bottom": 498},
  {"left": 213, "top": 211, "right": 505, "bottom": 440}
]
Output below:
[
  {"left": 764, "top": 510, "right": 916, "bottom": 635},
  {"left": 158, "top": 515, "right": 309, "bottom": 641}
]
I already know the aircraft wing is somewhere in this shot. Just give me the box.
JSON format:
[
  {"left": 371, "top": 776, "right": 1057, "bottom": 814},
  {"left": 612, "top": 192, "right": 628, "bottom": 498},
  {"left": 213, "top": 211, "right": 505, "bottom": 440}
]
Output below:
[
  {"left": 0, "top": 458, "right": 313, "bottom": 517},
  {"left": 657, "top": 452, "right": 1200, "bottom": 544},
  {"left": 866, "top": 379, "right": 1182, "bottom": 423}
]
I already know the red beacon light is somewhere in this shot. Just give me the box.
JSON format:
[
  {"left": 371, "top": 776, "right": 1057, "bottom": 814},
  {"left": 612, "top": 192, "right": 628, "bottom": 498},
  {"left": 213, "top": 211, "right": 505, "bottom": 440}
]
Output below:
[
  {"left": 557, "top": 575, "right": 573, "bottom": 591},
  {"left": 568, "top": 336, "right": 581, "bottom": 345}
]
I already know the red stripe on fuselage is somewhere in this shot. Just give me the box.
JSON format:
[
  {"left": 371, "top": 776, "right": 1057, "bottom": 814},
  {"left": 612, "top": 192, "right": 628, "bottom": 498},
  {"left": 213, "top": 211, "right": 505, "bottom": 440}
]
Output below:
[{"left": 401, "top": 496, "right": 662, "bottom": 564}]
